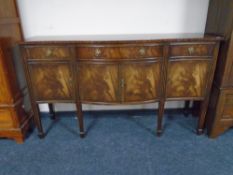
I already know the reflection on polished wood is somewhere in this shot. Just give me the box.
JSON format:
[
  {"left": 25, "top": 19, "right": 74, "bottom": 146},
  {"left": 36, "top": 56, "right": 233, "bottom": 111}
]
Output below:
[
  {"left": 29, "top": 63, "right": 72, "bottom": 101},
  {"left": 167, "top": 60, "right": 209, "bottom": 98}
]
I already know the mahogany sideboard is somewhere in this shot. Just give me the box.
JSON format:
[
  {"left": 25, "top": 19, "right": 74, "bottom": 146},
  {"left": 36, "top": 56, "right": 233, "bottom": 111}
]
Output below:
[{"left": 19, "top": 34, "right": 222, "bottom": 138}]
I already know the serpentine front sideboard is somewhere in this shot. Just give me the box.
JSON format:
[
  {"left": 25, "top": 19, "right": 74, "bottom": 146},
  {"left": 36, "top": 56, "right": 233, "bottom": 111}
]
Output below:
[{"left": 19, "top": 34, "right": 222, "bottom": 138}]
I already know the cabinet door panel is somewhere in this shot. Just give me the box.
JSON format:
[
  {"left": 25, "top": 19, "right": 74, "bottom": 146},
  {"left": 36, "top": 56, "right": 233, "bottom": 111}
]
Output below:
[
  {"left": 122, "top": 61, "right": 161, "bottom": 102},
  {"left": 28, "top": 63, "right": 73, "bottom": 101},
  {"left": 166, "top": 60, "right": 210, "bottom": 98},
  {"left": 78, "top": 63, "right": 119, "bottom": 103}
]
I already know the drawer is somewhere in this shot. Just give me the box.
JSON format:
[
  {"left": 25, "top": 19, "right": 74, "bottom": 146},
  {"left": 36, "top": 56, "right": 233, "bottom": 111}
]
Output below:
[
  {"left": 170, "top": 43, "right": 215, "bottom": 57},
  {"left": 0, "top": 109, "right": 14, "bottom": 128},
  {"left": 25, "top": 46, "right": 72, "bottom": 60},
  {"left": 76, "top": 45, "right": 163, "bottom": 59}
]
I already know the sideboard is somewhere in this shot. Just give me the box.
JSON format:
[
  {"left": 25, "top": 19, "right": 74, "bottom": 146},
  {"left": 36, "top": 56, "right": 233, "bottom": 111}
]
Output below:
[{"left": 19, "top": 34, "right": 222, "bottom": 138}]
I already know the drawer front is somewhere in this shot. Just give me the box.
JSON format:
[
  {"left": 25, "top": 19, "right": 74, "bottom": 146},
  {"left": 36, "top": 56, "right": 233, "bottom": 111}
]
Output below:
[
  {"left": 0, "top": 109, "right": 14, "bottom": 128},
  {"left": 170, "top": 44, "right": 215, "bottom": 57},
  {"left": 28, "top": 63, "right": 73, "bottom": 101},
  {"left": 25, "top": 46, "right": 72, "bottom": 60},
  {"left": 76, "top": 45, "right": 163, "bottom": 59}
]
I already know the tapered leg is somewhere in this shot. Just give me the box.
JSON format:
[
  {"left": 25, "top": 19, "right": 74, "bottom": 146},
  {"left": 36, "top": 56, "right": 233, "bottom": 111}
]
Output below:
[
  {"left": 76, "top": 102, "right": 85, "bottom": 138},
  {"left": 197, "top": 100, "right": 208, "bottom": 135},
  {"left": 184, "top": 101, "right": 190, "bottom": 117},
  {"left": 32, "top": 103, "right": 45, "bottom": 138},
  {"left": 157, "top": 100, "right": 165, "bottom": 136},
  {"left": 48, "top": 103, "right": 56, "bottom": 120}
]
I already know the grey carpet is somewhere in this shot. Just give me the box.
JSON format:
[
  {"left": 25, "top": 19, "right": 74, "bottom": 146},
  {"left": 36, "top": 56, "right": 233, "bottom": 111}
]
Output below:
[{"left": 0, "top": 110, "right": 232, "bottom": 175}]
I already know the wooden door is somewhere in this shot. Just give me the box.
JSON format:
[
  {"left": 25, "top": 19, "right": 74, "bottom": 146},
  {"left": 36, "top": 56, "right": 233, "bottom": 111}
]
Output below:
[
  {"left": 78, "top": 62, "right": 119, "bottom": 103},
  {"left": 28, "top": 63, "right": 73, "bottom": 101},
  {"left": 166, "top": 59, "right": 210, "bottom": 99},
  {"left": 121, "top": 60, "right": 161, "bottom": 102}
]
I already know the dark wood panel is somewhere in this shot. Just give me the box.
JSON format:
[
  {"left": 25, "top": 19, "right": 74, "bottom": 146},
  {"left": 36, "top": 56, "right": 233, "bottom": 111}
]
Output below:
[
  {"left": 76, "top": 45, "right": 163, "bottom": 59},
  {"left": 78, "top": 62, "right": 119, "bottom": 103},
  {"left": 225, "top": 34, "right": 233, "bottom": 86},
  {"left": 28, "top": 63, "right": 73, "bottom": 101},
  {"left": 205, "top": 0, "right": 233, "bottom": 138},
  {"left": 170, "top": 44, "right": 214, "bottom": 57},
  {"left": 207, "top": 87, "right": 233, "bottom": 138},
  {"left": 121, "top": 61, "right": 161, "bottom": 102},
  {"left": 166, "top": 60, "right": 210, "bottom": 98}
]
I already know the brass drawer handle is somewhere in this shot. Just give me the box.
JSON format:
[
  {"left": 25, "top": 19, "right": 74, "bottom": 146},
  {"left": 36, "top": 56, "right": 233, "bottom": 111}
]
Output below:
[
  {"left": 95, "top": 48, "right": 102, "bottom": 57},
  {"left": 46, "top": 49, "right": 53, "bottom": 57},
  {"left": 139, "top": 48, "right": 146, "bottom": 56},
  {"left": 188, "top": 47, "right": 195, "bottom": 55}
]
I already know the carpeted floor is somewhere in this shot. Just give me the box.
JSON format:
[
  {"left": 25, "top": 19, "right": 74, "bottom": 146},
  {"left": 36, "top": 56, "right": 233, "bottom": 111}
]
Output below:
[{"left": 0, "top": 110, "right": 233, "bottom": 175}]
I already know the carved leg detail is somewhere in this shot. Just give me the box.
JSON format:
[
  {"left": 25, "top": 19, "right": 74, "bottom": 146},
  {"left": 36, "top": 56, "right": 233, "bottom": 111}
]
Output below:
[{"left": 157, "top": 100, "right": 165, "bottom": 136}]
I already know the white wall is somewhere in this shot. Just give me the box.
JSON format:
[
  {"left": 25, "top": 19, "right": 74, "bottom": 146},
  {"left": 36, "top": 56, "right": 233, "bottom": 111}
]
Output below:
[
  {"left": 18, "top": 0, "right": 209, "bottom": 38},
  {"left": 17, "top": 0, "right": 209, "bottom": 111}
]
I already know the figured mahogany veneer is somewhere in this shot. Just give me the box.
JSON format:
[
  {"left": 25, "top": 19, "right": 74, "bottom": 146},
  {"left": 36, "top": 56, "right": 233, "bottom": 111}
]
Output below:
[
  {"left": 28, "top": 63, "right": 73, "bottom": 101},
  {"left": 20, "top": 35, "right": 221, "bottom": 138}
]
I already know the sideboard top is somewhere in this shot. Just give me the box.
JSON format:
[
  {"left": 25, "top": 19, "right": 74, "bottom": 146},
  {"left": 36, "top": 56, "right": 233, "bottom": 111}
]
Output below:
[{"left": 20, "top": 33, "right": 223, "bottom": 45}]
